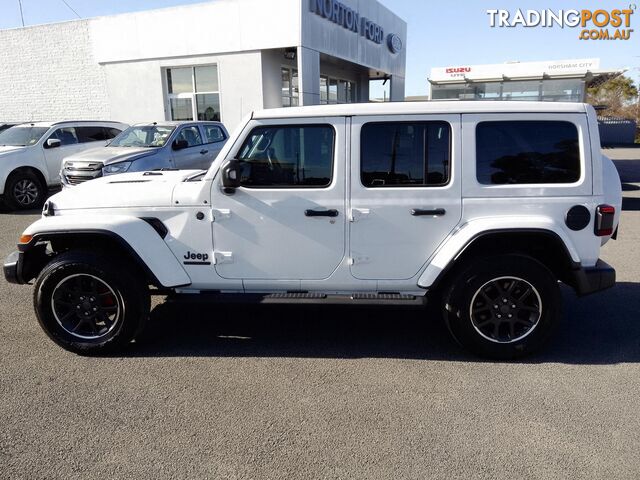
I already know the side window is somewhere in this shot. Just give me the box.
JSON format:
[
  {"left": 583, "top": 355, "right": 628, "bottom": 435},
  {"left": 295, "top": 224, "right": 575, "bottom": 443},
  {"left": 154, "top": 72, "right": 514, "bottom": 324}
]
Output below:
[
  {"left": 176, "top": 126, "right": 203, "bottom": 147},
  {"left": 104, "top": 127, "right": 123, "bottom": 139},
  {"left": 476, "top": 121, "right": 580, "bottom": 185},
  {"left": 237, "top": 125, "right": 334, "bottom": 187},
  {"left": 204, "top": 125, "right": 225, "bottom": 143},
  {"left": 76, "top": 126, "right": 108, "bottom": 143},
  {"left": 49, "top": 127, "right": 78, "bottom": 146},
  {"left": 361, "top": 122, "right": 451, "bottom": 187}
]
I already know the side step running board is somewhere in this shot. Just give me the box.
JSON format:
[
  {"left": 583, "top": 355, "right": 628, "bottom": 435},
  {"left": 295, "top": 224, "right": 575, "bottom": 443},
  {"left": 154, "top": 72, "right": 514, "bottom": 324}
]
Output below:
[{"left": 168, "top": 292, "right": 426, "bottom": 306}]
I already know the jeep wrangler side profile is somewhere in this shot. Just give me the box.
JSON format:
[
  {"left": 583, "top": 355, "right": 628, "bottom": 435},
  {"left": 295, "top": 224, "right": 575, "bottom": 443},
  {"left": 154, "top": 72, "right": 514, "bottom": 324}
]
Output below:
[{"left": 4, "top": 102, "right": 622, "bottom": 359}]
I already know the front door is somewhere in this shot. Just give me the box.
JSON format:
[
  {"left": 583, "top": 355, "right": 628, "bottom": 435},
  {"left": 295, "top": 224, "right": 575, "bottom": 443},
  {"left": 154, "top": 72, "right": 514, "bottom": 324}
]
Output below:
[
  {"left": 42, "top": 127, "right": 88, "bottom": 181},
  {"left": 172, "top": 125, "right": 209, "bottom": 170},
  {"left": 211, "top": 117, "right": 346, "bottom": 281},
  {"left": 349, "top": 115, "right": 462, "bottom": 280}
]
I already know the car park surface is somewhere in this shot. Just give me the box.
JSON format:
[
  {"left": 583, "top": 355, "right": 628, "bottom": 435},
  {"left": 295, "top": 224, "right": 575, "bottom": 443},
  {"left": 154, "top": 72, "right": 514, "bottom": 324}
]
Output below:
[{"left": 0, "top": 147, "right": 638, "bottom": 478}]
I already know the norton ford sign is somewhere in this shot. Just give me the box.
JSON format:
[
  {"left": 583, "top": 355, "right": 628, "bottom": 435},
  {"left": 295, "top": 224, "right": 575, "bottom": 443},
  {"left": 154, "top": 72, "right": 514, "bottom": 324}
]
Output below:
[{"left": 309, "top": 0, "right": 403, "bottom": 53}]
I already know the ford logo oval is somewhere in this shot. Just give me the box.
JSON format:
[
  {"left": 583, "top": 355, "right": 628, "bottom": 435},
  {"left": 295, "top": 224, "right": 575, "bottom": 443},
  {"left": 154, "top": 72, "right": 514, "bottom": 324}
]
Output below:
[{"left": 387, "top": 33, "right": 403, "bottom": 54}]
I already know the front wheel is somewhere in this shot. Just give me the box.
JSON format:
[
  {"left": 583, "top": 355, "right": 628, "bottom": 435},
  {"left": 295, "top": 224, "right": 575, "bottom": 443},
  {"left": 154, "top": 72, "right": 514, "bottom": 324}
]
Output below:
[
  {"left": 33, "top": 251, "right": 150, "bottom": 355},
  {"left": 442, "top": 255, "right": 561, "bottom": 359},
  {"left": 5, "top": 171, "right": 45, "bottom": 210}
]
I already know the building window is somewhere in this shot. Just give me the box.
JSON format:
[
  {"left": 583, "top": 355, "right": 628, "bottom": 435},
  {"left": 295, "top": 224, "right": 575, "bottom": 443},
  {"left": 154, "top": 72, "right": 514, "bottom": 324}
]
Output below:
[
  {"left": 281, "top": 67, "right": 299, "bottom": 107},
  {"left": 166, "top": 65, "right": 221, "bottom": 121},
  {"left": 476, "top": 121, "right": 580, "bottom": 185},
  {"left": 361, "top": 122, "right": 451, "bottom": 187},
  {"left": 320, "top": 76, "right": 356, "bottom": 104}
]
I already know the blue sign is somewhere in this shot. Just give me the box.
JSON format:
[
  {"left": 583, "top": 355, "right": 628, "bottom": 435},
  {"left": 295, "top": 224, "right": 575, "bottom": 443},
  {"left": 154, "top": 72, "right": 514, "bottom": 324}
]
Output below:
[{"left": 309, "top": 0, "right": 402, "bottom": 51}]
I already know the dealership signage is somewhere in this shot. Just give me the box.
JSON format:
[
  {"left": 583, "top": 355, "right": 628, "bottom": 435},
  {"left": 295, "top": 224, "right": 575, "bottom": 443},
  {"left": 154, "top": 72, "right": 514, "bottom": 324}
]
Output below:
[
  {"left": 431, "top": 58, "right": 601, "bottom": 81},
  {"left": 309, "top": 0, "right": 402, "bottom": 53}
]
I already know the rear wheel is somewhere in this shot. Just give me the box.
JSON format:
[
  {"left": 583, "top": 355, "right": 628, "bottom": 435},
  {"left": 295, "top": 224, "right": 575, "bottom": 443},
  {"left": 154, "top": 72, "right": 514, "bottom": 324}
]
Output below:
[
  {"left": 5, "top": 170, "right": 45, "bottom": 210},
  {"left": 33, "top": 251, "right": 150, "bottom": 355},
  {"left": 442, "top": 255, "right": 561, "bottom": 359}
]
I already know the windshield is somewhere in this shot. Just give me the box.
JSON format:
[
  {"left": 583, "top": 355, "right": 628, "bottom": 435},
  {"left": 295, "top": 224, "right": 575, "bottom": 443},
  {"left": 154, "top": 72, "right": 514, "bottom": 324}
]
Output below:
[
  {"left": 0, "top": 126, "right": 49, "bottom": 147},
  {"left": 109, "top": 125, "right": 175, "bottom": 148}
]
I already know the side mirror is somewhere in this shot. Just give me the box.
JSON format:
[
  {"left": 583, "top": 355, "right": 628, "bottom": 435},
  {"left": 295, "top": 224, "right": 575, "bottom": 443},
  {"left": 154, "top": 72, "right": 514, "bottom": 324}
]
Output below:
[
  {"left": 172, "top": 139, "right": 188, "bottom": 151},
  {"left": 45, "top": 138, "right": 61, "bottom": 149},
  {"left": 221, "top": 159, "right": 242, "bottom": 194}
]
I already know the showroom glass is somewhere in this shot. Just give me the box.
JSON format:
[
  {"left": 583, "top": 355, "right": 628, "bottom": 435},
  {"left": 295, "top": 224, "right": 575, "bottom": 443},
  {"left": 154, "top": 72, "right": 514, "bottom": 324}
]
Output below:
[
  {"left": 204, "top": 125, "right": 225, "bottom": 143},
  {"left": 361, "top": 122, "right": 451, "bottom": 187},
  {"left": 176, "top": 126, "right": 203, "bottom": 147},
  {"left": 236, "top": 125, "right": 334, "bottom": 187},
  {"left": 166, "top": 65, "right": 220, "bottom": 121},
  {"left": 109, "top": 126, "right": 175, "bottom": 148},
  {"left": 476, "top": 121, "right": 580, "bottom": 184},
  {"left": 0, "top": 126, "right": 48, "bottom": 146},
  {"left": 281, "top": 67, "right": 299, "bottom": 107}
]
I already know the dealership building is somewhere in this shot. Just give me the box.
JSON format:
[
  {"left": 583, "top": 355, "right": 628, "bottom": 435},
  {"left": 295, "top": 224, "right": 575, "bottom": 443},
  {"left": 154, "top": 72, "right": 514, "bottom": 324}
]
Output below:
[
  {"left": 429, "top": 58, "right": 625, "bottom": 103},
  {"left": 0, "top": 0, "right": 406, "bottom": 131}
]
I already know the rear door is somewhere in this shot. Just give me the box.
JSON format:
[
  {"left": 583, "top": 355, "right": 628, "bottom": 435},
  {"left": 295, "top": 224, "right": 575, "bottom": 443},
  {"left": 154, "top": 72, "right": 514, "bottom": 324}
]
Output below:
[
  {"left": 198, "top": 123, "right": 227, "bottom": 170},
  {"left": 349, "top": 114, "right": 462, "bottom": 280}
]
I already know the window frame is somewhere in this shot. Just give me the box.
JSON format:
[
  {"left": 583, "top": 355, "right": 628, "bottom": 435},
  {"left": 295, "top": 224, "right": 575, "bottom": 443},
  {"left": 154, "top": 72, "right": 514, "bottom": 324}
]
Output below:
[
  {"left": 474, "top": 119, "right": 582, "bottom": 186},
  {"left": 281, "top": 66, "right": 299, "bottom": 108},
  {"left": 359, "top": 120, "right": 453, "bottom": 189},
  {"left": 235, "top": 123, "right": 337, "bottom": 190},
  {"left": 165, "top": 64, "right": 221, "bottom": 122}
]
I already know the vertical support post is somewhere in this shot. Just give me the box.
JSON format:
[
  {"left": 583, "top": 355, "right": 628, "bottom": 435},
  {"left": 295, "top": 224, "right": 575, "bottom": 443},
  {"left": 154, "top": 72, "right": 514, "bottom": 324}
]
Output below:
[{"left": 297, "top": 47, "right": 320, "bottom": 106}]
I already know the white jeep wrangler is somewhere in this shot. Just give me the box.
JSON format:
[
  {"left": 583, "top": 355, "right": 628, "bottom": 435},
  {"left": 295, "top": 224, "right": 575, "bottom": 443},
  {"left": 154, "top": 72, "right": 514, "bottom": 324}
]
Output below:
[{"left": 3, "top": 102, "right": 622, "bottom": 359}]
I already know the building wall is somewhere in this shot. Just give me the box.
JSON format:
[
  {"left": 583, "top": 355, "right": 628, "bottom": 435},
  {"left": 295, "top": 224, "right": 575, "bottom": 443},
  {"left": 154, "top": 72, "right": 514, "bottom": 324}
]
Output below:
[
  {"left": 104, "top": 51, "right": 264, "bottom": 130},
  {"left": 0, "top": 21, "right": 110, "bottom": 122}
]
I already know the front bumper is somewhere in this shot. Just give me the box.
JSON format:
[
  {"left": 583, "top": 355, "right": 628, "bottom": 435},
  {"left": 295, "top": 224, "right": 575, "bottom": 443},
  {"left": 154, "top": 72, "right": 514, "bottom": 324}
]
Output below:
[
  {"left": 573, "top": 259, "right": 616, "bottom": 296},
  {"left": 3, "top": 251, "right": 23, "bottom": 284}
]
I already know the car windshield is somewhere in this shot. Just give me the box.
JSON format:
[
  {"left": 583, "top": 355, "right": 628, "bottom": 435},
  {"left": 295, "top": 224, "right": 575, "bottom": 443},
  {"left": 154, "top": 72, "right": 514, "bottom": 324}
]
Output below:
[
  {"left": 0, "top": 126, "right": 49, "bottom": 147},
  {"left": 109, "top": 125, "right": 175, "bottom": 148}
]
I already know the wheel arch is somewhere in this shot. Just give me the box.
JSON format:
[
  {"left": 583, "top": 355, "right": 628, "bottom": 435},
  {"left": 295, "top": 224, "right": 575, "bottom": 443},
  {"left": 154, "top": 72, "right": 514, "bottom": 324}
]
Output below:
[
  {"left": 422, "top": 228, "right": 581, "bottom": 294},
  {"left": 3, "top": 166, "right": 48, "bottom": 195},
  {"left": 19, "top": 219, "right": 192, "bottom": 288}
]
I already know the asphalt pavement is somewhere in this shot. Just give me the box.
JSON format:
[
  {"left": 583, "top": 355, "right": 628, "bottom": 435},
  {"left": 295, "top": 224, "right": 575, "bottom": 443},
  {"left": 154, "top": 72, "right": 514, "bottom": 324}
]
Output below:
[{"left": 1, "top": 148, "right": 639, "bottom": 479}]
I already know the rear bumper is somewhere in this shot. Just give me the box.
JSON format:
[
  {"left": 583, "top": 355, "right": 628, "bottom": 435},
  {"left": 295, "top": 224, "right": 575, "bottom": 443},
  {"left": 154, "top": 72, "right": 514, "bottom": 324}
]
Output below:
[
  {"left": 573, "top": 259, "right": 616, "bottom": 296},
  {"left": 3, "top": 251, "right": 24, "bottom": 284}
]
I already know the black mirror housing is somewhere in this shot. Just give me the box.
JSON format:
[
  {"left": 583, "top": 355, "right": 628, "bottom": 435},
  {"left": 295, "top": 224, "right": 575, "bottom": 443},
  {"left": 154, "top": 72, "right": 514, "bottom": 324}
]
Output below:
[
  {"left": 221, "top": 159, "right": 242, "bottom": 194},
  {"left": 172, "top": 139, "right": 189, "bottom": 151}
]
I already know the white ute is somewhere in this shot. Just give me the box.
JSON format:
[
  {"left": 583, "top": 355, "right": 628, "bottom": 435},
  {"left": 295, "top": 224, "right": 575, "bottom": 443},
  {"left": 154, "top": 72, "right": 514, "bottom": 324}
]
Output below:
[{"left": 4, "top": 102, "right": 622, "bottom": 359}]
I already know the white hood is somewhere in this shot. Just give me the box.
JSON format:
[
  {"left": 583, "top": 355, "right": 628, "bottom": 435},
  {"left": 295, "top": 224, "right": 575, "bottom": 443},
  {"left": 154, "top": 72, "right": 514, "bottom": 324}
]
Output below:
[{"left": 49, "top": 170, "right": 201, "bottom": 210}]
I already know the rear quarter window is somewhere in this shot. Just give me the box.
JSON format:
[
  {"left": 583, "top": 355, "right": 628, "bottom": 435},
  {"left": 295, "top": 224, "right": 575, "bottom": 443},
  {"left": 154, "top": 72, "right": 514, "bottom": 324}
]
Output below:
[{"left": 476, "top": 121, "right": 580, "bottom": 185}]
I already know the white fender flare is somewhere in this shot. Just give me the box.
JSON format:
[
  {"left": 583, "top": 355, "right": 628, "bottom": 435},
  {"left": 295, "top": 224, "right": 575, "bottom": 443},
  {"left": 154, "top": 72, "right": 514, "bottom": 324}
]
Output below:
[
  {"left": 21, "top": 215, "right": 191, "bottom": 288},
  {"left": 417, "top": 216, "right": 581, "bottom": 288}
]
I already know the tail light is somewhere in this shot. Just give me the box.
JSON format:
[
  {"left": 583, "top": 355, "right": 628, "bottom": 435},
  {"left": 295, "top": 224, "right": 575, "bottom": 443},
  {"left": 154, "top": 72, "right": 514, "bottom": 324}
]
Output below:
[{"left": 594, "top": 204, "right": 615, "bottom": 236}]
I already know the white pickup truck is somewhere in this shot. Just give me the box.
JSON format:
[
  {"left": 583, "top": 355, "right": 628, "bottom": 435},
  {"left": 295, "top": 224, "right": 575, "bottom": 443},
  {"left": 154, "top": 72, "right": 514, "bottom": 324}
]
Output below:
[{"left": 4, "top": 101, "right": 622, "bottom": 359}]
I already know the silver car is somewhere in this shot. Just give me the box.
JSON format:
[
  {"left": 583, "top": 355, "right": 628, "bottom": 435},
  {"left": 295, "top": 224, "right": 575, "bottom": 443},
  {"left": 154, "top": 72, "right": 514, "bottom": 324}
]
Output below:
[{"left": 61, "top": 121, "right": 228, "bottom": 186}]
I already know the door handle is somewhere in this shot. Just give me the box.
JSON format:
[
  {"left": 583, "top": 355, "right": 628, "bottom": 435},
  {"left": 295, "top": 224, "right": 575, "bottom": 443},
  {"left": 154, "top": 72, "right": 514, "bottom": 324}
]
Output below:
[
  {"left": 305, "top": 209, "right": 339, "bottom": 218},
  {"left": 411, "top": 208, "right": 446, "bottom": 216},
  {"left": 200, "top": 149, "right": 209, "bottom": 155}
]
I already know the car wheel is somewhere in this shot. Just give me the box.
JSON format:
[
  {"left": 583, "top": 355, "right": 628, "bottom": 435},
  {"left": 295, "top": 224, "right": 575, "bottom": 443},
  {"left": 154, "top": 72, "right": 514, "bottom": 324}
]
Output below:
[
  {"left": 442, "top": 254, "right": 561, "bottom": 359},
  {"left": 5, "top": 171, "right": 45, "bottom": 210},
  {"left": 33, "top": 251, "right": 150, "bottom": 355}
]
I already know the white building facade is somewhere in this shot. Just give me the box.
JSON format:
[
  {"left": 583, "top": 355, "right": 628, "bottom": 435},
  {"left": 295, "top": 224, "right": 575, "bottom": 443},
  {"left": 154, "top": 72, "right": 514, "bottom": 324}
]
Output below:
[{"left": 0, "top": 0, "right": 406, "bottom": 131}]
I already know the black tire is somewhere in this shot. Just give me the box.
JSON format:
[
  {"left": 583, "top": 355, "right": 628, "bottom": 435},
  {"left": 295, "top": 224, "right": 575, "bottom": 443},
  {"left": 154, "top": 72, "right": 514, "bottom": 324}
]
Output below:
[
  {"left": 33, "top": 251, "right": 150, "bottom": 355},
  {"left": 442, "top": 254, "right": 561, "bottom": 360},
  {"left": 5, "top": 170, "right": 45, "bottom": 210}
]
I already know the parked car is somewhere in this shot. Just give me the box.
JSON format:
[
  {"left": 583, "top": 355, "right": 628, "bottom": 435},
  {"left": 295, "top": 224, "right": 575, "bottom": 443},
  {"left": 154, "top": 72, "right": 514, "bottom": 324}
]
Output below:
[
  {"left": 0, "top": 121, "right": 127, "bottom": 209},
  {"left": 4, "top": 101, "right": 622, "bottom": 359},
  {"left": 60, "top": 121, "right": 229, "bottom": 186}
]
